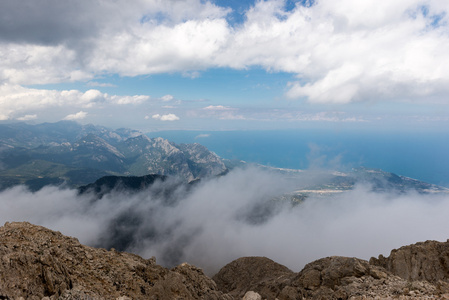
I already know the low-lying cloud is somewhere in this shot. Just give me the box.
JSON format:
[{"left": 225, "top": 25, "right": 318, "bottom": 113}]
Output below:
[{"left": 0, "top": 167, "right": 448, "bottom": 275}]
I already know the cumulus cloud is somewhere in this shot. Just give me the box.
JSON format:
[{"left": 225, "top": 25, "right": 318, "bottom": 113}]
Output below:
[
  {"left": 110, "top": 95, "right": 150, "bottom": 105},
  {"left": 0, "top": 44, "right": 93, "bottom": 85},
  {"left": 161, "top": 95, "right": 174, "bottom": 102},
  {"left": 221, "top": 0, "right": 449, "bottom": 104},
  {"left": 0, "top": 167, "right": 448, "bottom": 275},
  {"left": 0, "top": 84, "right": 150, "bottom": 120},
  {"left": 0, "top": 0, "right": 448, "bottom": 105},
  {"left": 0, "top": 0, "right": 230, "bottom": 85},
  {"left": 64, "top": 111, "right": 88, "bottom": 120},
  {"left": 152, "top": 113, "right": 180, "bottom": 121},
  {"left": 0, "top": 0, "right": 229, "bottom": 45}
]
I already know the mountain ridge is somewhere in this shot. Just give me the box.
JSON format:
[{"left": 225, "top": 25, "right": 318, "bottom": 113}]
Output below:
[
  {"left": 1, "top": 121, "right": 447, "bottom": 197},
  {"left": 0, "top": 121, "right": 227, "bottom": 190}
]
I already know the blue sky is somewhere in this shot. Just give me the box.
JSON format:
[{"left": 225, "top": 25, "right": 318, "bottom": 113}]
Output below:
[{"left": 1, "top": 0, "right": 449, "bottom": 132}]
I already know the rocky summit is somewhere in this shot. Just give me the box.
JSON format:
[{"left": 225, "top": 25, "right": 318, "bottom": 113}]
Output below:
[
  {"left": 2, "top": 222, "right": 449, "bottom": 299},
  {"left": 0, "top": 222, "right": 227, "bottom": 300}
]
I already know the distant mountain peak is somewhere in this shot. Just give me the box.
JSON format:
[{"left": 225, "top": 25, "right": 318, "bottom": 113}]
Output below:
[{"left": 0, "top": 122, "right": 228, "bottom": 189}]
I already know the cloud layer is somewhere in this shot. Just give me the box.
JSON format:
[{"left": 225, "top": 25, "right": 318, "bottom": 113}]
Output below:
[
  {"left": 1, "top": 167, "right": 448, "bottom": 275},
  {"left": 1, "top": 0, "right": 449, "bottom": 107}
]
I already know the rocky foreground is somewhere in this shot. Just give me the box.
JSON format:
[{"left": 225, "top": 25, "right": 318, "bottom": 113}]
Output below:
[{"left": 1, "top": 222, "right": 449, "bottom": 299}]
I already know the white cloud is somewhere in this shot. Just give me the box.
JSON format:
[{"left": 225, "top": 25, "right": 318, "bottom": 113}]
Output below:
[
  {"left": 161, "top": 95, "right": 174, "bottom": 102},
  {"left": 95, "top": 18, "right": 230, "bottom": 76},
  {"left": 64, "top": 111, "right": 88, "bottom": 120},
  {"left": 0, "top": 0, "right": 231, "bottom": 84},
  {"left": 0, "top": 84, "right": 151, "bottom": 120},
  {"left": 16, "top": 114, "right": 37, "bottom": 121},
  {"left": 1, "top": 0, "right": 449, "bottom": 105},
  {"left": 110, "top": 95, "right": 150, "bottom": 105},
  {"left": 152, "top": 113, "right": 180, "bottom": 121},
  {"left": 80, "top": 89, "right": 105, "bottom": 104},
  {"left": 0, "top": 44, "right": 92, "bottom": 85},
  {"left": 216, "top": 0, "right": 449, "bottom": 104}
]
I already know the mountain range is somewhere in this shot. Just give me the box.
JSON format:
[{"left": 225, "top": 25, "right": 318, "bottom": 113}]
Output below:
[
  {"left": 0, "top": 121, "right": 226, "bottom": 190},
  {"left": 1, "top": 121, "right": 448, "bottom": 197}
]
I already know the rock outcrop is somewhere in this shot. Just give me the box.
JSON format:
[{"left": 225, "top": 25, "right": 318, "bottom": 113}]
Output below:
[
  {"left": 212, "top": 257, "right": 294, "bottom": 299},
  {"left": 292, "top": 256, "right": 445, "bottom": 299},
  {"left": 214, "top": 255, "right": 449, "bottom": 299},
  {"left": 2, "top": 222, "right": 449, "bottom": 299},
  {"left": 0, "top": 222, "right": 227, "bottom": 300},
  {"left": 370, "top": 239, "right": 449, "bottom": 283}
]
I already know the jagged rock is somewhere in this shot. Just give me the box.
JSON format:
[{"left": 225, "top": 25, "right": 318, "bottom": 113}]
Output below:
[
  {"left": 296, "top": 256, "right": 373, "bottom": 289},
  {"left": 0, "top": 222, "right": 227, "bottom": 300},
  {"left": 370, "top": 239, "right": 449, "bottom": 283},
  {"left": 295, "top": 256, "right": 449, "bottom": 299},
  {"left": 214, "top": 256, "right": 449, "bottom": 300},
  {"left": 3, "top": 222, "right": 449, "bottom": 299}
]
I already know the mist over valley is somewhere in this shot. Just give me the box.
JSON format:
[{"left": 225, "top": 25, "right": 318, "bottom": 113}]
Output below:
[{"left": 0, "top": 121, "right": 448, "bottom": 276}]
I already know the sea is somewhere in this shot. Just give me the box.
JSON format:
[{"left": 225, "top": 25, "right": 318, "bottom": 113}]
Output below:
[{"left": 148, "top": 129, "right": 449, "bottom": 188}]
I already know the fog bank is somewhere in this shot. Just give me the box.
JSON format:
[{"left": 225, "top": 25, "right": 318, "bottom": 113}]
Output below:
[{"left": 0, "top": 167, "right": 448, "bottom": 275}]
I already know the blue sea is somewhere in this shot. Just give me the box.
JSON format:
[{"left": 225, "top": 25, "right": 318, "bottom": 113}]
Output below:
[{"left": 148, "top": 129, "right": 449, "bottom": 187}]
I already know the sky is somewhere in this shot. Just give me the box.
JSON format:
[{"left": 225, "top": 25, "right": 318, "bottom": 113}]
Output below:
[{"left": 1, "top": 0, "right": 449, "bottom": 131}]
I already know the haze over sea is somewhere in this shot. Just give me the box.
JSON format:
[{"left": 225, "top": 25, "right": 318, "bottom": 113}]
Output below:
[{"left": 149, "top": 129, "right": 449, "bottom": 188}]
